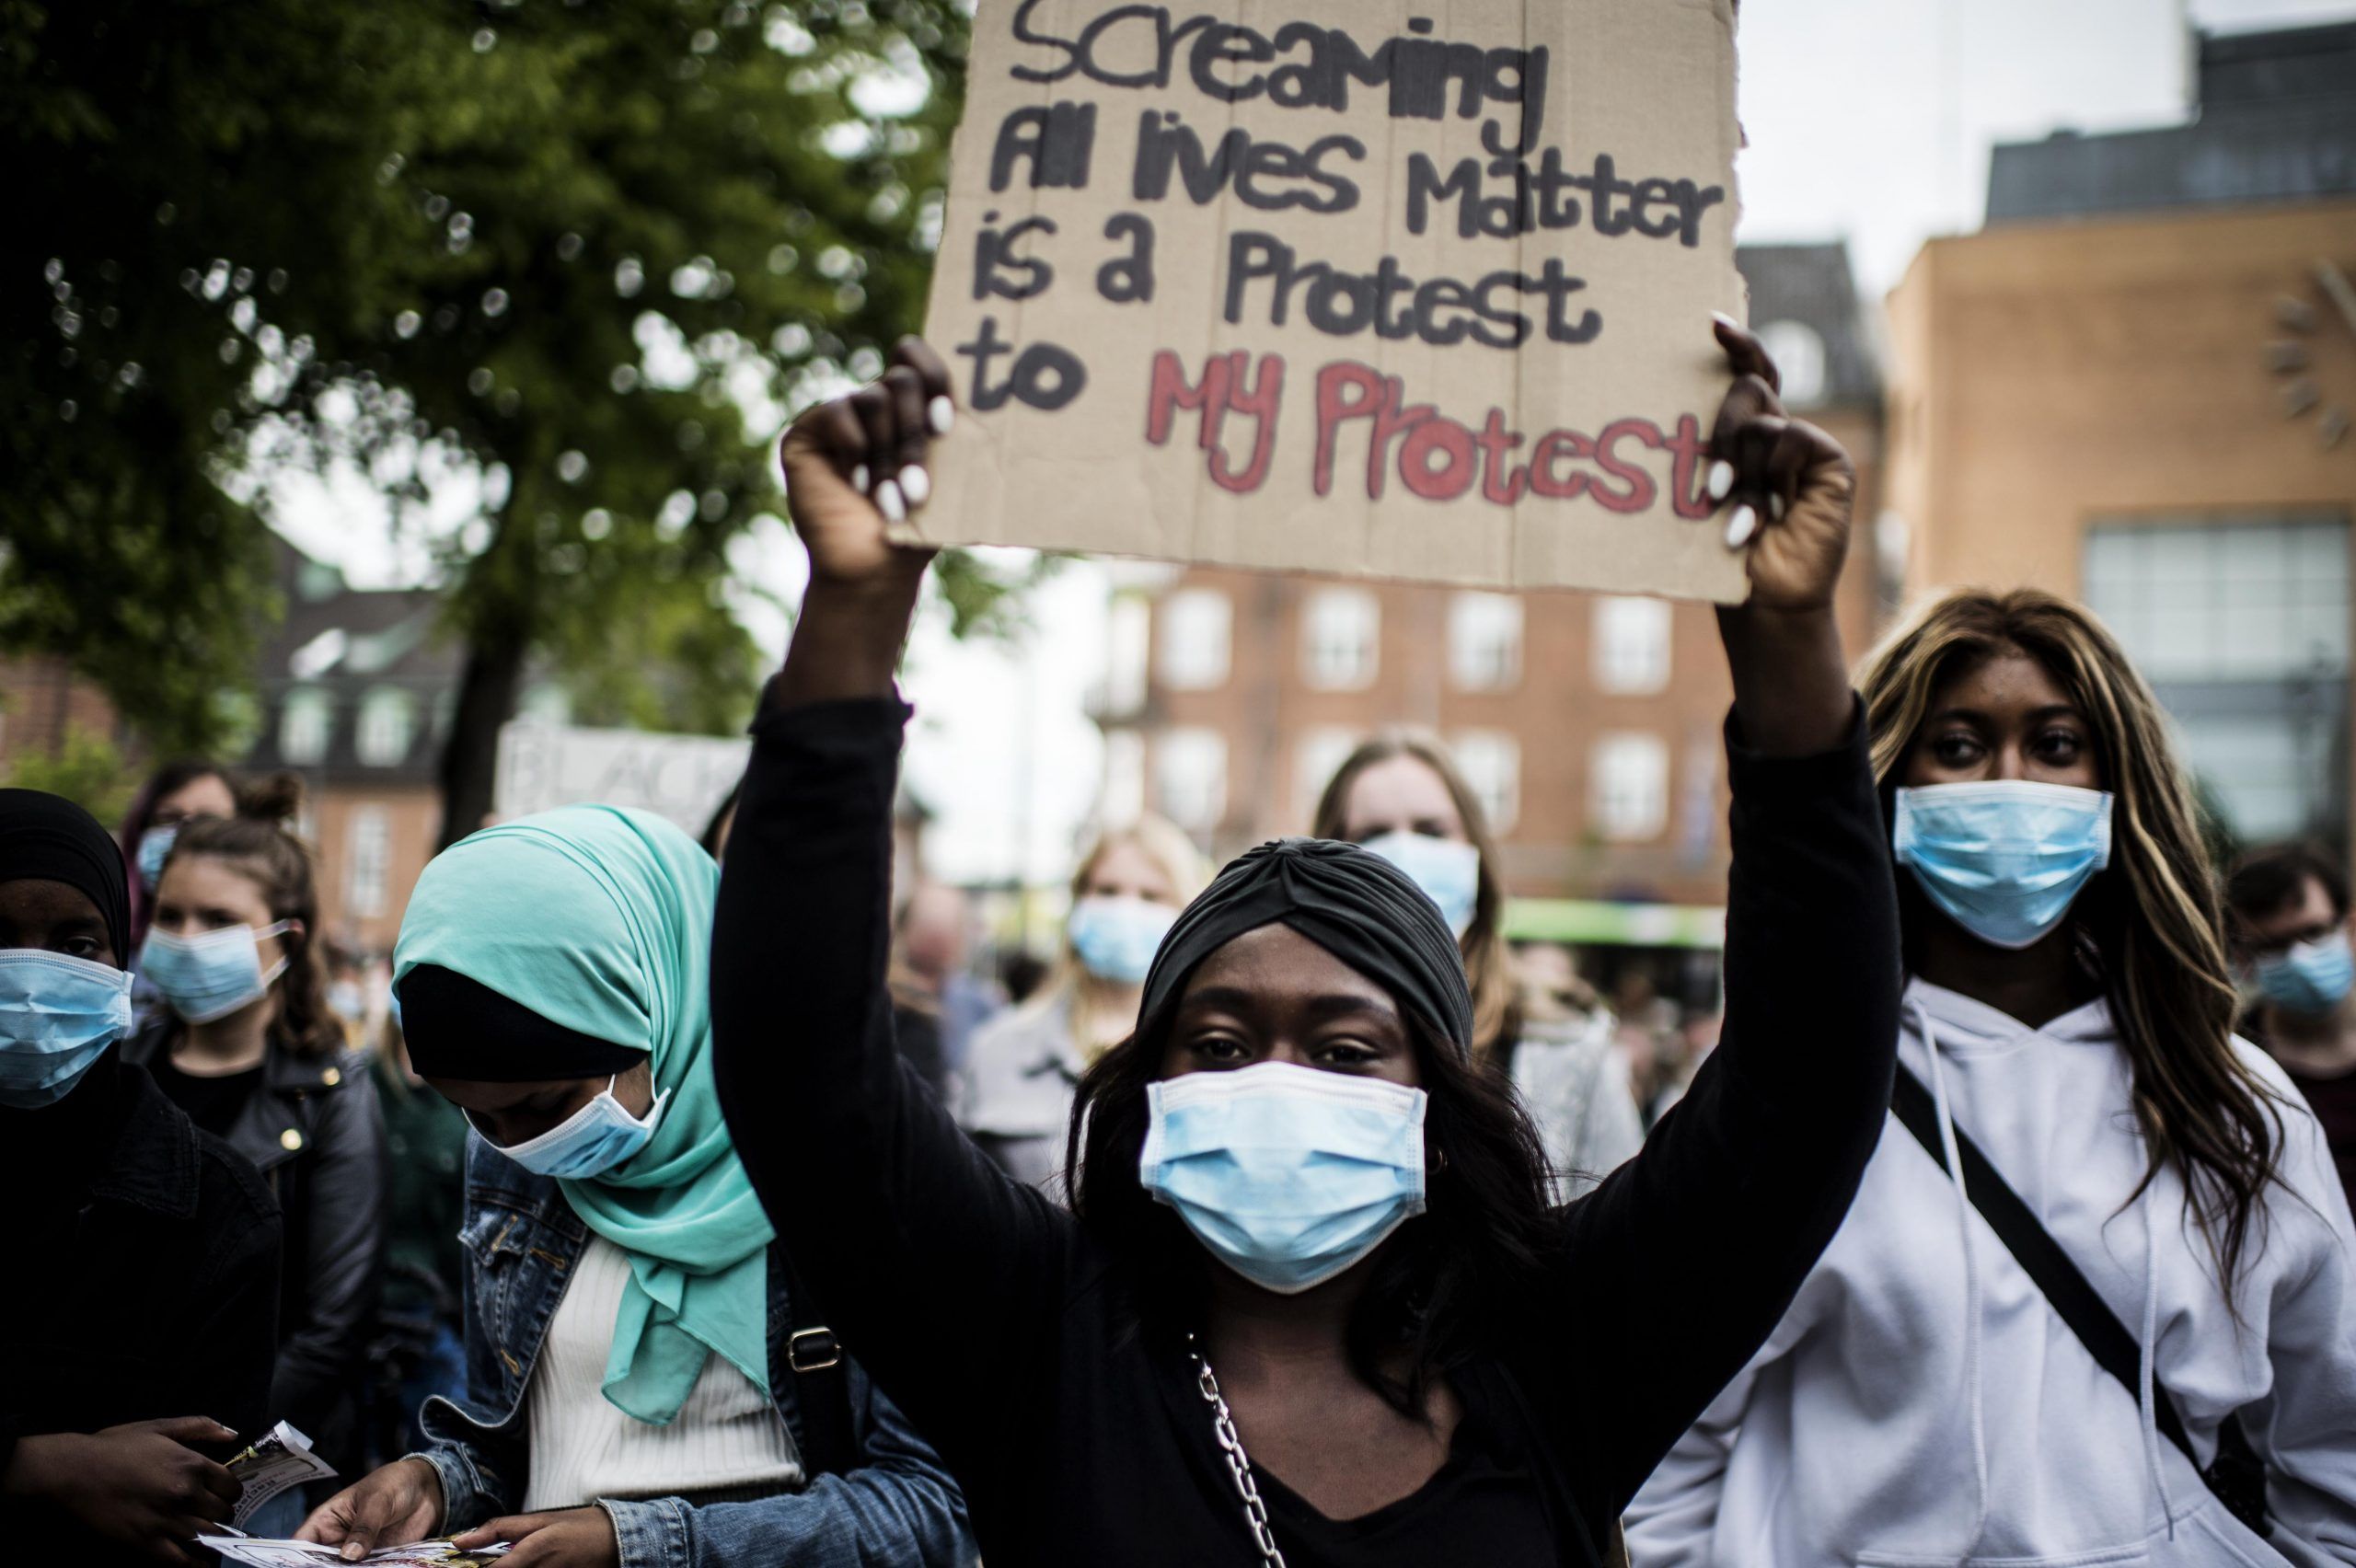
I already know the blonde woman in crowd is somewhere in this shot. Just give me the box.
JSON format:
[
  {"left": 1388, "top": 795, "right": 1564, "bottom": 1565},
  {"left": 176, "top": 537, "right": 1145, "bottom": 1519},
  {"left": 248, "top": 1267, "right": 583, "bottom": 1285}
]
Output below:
[
  {"left": 1629, "top": 588, "right": 2356, "bottom": 1566},
  {"left": 958, "top": 815, "right": 1208, "bottom": 1189},
  {"left": 1313, "top": 736, "right": 1646, "bottom": 1200}
]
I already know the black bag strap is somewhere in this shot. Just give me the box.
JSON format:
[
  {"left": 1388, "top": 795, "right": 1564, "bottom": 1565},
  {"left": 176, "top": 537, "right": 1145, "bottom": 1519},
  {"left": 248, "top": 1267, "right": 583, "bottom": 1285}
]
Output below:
[
  {"left": 1890, "top": 1064, "right": 2197, "bottom": 1458},
  {"left": 772, "top": 1243, "right": 857, "bottom": 1479}
]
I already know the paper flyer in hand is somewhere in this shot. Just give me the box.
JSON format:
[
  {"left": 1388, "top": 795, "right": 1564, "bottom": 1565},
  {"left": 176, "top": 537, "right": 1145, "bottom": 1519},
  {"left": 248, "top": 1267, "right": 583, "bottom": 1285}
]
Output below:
[
  {"left": 225, "top": 1421, "right": 340, "bottom": 1529},
  {"left": 199, "top": 1537, "right": 513, "bottom": 1568}
]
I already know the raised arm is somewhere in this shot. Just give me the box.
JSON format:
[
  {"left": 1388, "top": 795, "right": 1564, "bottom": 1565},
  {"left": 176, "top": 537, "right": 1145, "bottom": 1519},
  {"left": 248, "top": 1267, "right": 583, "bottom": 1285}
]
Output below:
[
  {"left": 1541, "top": 320, "right": 1902, "bottom": 1509},
  {"left": 710, "top": 341, "right": 1078, "bottom": 1470}
]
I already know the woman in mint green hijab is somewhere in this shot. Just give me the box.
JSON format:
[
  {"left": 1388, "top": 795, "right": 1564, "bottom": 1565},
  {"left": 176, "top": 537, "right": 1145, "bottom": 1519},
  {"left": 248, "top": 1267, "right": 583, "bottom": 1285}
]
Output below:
[{"left": 298, "top": 806, "right": 967, "bottom": 1568}]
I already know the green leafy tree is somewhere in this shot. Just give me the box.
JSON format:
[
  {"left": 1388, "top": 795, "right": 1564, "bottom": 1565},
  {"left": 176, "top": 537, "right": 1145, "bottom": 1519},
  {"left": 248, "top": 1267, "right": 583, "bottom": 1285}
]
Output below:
[{"left": 8, "top": 0, "right": 1032, "bottom": 843}]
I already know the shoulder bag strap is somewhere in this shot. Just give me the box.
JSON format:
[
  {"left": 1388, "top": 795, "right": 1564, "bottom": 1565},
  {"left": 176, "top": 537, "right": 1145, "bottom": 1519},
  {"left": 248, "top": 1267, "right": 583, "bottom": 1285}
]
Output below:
[
  {"left": 771, "top": 1243, "right": 857, "bottom": 1479},
  {"left": 1890, "top": 1063, "right": 2270, "bottom": 1535}
]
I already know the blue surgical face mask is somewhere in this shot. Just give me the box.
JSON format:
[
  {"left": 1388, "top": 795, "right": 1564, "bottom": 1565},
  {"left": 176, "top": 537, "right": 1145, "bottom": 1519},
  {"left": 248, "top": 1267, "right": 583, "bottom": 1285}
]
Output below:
[
  {"left": 1139, "top": 1061, "right": 1427, "bottom": 1296},
  {"left": 1361, "top": 831, "right": 1480, "bottom": 940},
  {"left": 140, "top": 922, "right": 293, "bottom": 1025},
  {"left": 1892, "top": 781, "right": 2113, "bottom": 951},
  {"left": 0, "top": 951, "right": 133, "bottom": 1109},
  {"left": 2254, "top": 935, "right": 2355, "bottom": 1016},
  {"left": 1068, "top": 895, "right": 1177, "bottom": 985},
  {"left": 476, "top": 1075, "right": 669, "bottom": 1181},
  {"left": 136, "top": 824, "right": 179, "bottom": 895}
]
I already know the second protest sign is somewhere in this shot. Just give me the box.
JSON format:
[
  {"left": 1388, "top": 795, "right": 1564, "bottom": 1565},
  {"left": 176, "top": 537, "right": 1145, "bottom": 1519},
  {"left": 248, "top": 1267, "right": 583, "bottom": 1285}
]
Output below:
[{"left": 915, "top": 0, "right": 1749, "bottom": 602}]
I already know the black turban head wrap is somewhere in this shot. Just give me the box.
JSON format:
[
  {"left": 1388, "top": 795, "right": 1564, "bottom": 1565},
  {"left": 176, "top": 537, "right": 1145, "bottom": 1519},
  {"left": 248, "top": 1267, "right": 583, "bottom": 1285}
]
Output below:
[
  {"left": 1138, "top": 837, "right": 1475, "bottom": 1058},
  {"left": 0, "top": 789, "right": 132, "bottom": 963}
]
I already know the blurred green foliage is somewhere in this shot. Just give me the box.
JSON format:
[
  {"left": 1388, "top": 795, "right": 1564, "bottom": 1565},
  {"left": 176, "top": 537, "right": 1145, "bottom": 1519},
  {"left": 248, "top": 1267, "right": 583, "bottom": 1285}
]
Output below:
[
  {"left": 2, "top": 722, "right": 133, "bottom": 824},
  {"left": 5, "top": 0, "right": 1031, "bottom": 836}
]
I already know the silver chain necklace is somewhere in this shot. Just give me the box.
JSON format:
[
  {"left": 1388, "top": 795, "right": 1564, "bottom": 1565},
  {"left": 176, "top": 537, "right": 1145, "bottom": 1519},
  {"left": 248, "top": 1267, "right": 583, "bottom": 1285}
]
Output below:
[{"left": 1188, "top": 1333, "right": 1291, "bottom": 1568}]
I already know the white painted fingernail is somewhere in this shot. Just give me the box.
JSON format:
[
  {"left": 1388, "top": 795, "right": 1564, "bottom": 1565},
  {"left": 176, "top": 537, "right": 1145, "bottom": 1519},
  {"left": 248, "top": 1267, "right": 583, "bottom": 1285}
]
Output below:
[
  {"left": 928, "top": 396, "right": 954, "bottom": 435},
  {"left": 898, "top": 466, "right": 930, "bottom": 508},
  {"left": 1725, "top": 504, "right": 1758, "bottom": 549},
  {"left": 1770, "top": 492, "right": 1787, "bottom": 522},
  {"left": 1706, "top": 460, "right": 1735, "bottom": 502},
  {"left": 1712, "top": 310, "right": 1739, "bottom": 330},
  {"left": 876, "top": 478, "right": 906, "bottom": 525},
  {"left": 850, "top": 464, "right": 870, "bottom": 495}
]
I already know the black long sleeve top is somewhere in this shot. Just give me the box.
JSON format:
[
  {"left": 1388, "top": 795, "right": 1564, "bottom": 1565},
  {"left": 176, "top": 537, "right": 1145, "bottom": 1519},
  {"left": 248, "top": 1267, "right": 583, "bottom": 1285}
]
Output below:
[{"left": 711, "top": 691, "right": 1900, "bottom": 1566}]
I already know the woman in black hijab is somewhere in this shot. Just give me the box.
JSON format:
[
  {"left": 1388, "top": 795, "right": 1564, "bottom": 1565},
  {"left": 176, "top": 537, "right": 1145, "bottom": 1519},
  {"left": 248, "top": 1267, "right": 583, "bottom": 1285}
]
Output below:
[
  {"left": 709, "top": 328, "right": 1900, "bottom": 1566},
  {"left": 0, "top": 790, "right": 282, "bottom": 1563}
]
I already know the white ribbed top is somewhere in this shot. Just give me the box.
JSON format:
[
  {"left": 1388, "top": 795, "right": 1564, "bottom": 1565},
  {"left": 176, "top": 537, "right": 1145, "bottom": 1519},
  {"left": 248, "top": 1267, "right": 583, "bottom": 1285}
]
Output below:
[{"left": 523, "top": 1233, "right": 802, "bottom": 1510}]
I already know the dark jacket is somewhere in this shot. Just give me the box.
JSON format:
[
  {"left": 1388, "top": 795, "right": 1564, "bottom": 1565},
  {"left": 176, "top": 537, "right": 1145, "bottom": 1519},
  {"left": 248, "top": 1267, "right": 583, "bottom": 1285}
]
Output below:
[
  {"left": 124, "top": 1023, "right": 386, "bottom": 1472},
  {"left": 0, "top": 1052, "right": 282, "bottom": 1557},
  {"left": 417, "top": 1138, "right": 971, "bottom": 1568}
]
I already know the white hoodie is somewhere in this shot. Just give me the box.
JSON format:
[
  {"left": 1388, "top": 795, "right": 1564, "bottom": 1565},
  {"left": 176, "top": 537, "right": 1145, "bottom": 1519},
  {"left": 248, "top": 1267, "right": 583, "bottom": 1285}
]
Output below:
[{"left": 1626, "top": 979, "right": 2356, "bottom": 1568}]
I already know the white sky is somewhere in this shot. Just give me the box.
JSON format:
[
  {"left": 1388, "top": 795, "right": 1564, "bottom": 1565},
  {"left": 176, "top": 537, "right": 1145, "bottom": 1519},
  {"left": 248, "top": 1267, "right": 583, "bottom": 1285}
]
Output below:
[{"left": 274, "top": 0, "right": 2356, "bottom": 886}]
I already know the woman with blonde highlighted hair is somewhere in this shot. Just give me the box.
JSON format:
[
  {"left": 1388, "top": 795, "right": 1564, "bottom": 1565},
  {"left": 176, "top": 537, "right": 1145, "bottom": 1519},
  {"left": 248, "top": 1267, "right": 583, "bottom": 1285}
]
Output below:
[
  {"left": 1630, "top": 587, "right": 2356, "bottom": 1567},
  {"left": 1312, "top": 733, "right": 1644, "bottom": 1200},
  {"left": 958, "top": 814, "right": 1209, "bottom": 1189}
]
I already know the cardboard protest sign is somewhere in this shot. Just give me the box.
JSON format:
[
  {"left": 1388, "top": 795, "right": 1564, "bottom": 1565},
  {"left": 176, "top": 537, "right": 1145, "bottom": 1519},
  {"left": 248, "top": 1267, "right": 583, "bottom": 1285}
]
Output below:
[{"left": 913, "top": 0, "right": 1750, "bottom": 601}]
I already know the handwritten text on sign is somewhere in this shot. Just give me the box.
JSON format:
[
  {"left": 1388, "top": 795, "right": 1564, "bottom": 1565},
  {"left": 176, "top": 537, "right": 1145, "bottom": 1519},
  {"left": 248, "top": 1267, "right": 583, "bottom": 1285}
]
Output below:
[{"left": 916, "top": 0, "right": 1748, "bottom": 601}]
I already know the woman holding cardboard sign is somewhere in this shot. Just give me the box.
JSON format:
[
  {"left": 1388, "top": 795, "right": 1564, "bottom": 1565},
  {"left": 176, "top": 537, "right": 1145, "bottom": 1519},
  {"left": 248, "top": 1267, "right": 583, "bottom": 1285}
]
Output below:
[{"left": 708, "top": 323, "right": 1894, "bottom": 1567}]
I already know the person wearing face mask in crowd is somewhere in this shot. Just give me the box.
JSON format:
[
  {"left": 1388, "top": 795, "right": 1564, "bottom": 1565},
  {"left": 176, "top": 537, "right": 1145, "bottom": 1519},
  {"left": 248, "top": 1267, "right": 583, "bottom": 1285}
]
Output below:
[
  {"left": 121, "top": 779, "right": 386, "bottom": 1524},
  {"left": 1313, "top": 738, "right": 1646, "bottom": 1202},
  {"left": 118, "top": 760, "right": 239, "bottom": 1026},
  {"left": 300, "top": 805, "right": 969, "bottom": 1568},
  {"left": 0, "top": 790, "right": 283, "bottom": 1563},
  {"left": 2225, "top": 845, "right": 2356, "bottom": 1217},
  {"left": 958, "top": 817, "right": 1208, "bottom": 1190},
  {"left": 1628, "top": 589, "right": 2356, "bottom": 1568},
  {"left": 710, "top": 328, "right": 1900, "bottom": 1566}
]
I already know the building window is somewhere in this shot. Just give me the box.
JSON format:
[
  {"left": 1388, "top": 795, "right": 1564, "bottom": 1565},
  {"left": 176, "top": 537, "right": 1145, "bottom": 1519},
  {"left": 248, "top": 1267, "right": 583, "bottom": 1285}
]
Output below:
[
  {"left": 1755, "top": 320, "right": 1829, "bottom": 408},
  {"left": 1157, "top": 589, "right": 1232, "bottom": 692},
  {"left": 2083, "top": 515, "right": 2350, "bottom": 843},
  {"left": 1101, "top": 731, "right": 1147, "bottom": 825},
  {"left": 1452, "top": 732, "right": 1521, "bottom": 835},
  {"left": 1154, "top": 728, "right": 1228, "bottom": 835},
  {"left": 1301, "top": 587, "right": 1380, "bottom": 691},
  {"left": 1592, "top": 732, "right": 1670, "bottom": 843},
  {"left": 1449, "top": 594, "right": 1523, "bottom": 692},
  {"left": 280, "top": 686, "right": 333, "bottom": 766},
  {"left": 1593, "top": 596, "right": 1672, "bottom": 695},
  {"left": 355, "top": 688, "right": 416, "bottom": 768},
  {"left": 346, "top": 805, "right": 391, "bottom": 918},
  {"left": 1103, "top": 595, "right": 1151, "bottom": 718},
  {"left": 1294, "top": 727, "right": 1362, "bottom": 826}
]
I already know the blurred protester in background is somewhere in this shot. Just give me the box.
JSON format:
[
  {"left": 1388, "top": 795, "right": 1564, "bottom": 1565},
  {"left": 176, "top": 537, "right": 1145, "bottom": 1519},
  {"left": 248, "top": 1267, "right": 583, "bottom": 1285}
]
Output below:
[
  {"left": 1611, "top": 971, "right": 1688, "bottom": 1127},
  {"left": 1631, "top": 589, "right": 2356, "bottom": 1566},
  {"left": 889, "top": 882, "right": 1000, "bottom": 1103},
  {"left": 303, "top": 806, "right": 967, "bottom": 1567},
  {"left": 118, "top": 760, "right": 239, "bottom": 1025},
  {"left": 959, "top": 818, "right": 1207, "bottom": 1189},
  {"left": 997, "top": 948, "right": 1049, "bottom": 1007},
  {"left": 0, "top": 790, "right": 281, "bottom": 1562},
  {"left": 2225, "top": 844, "right": 2356, "bottom": 1216},
  {"left": 323, "top": 941, "right": 374, "bottom": 1050},
  {"left": 1508, "top": 940, "right": 1647, "bottom": 1199},
  {"left": 122, "top": 778, "right": 385, "bottom": 1524},
  {"left": 1315, "top": 737, "right": 1646, "bottom": 1199},
  {"left": 364, "top": 1003, "right": 469, "bottom": 1466}
]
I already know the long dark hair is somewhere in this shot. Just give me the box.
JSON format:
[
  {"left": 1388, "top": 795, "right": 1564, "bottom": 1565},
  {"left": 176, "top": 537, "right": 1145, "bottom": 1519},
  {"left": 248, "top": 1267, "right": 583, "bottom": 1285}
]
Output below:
[
  {"left": 1065, "top": 991, "right": 1561, "bottom": 1423},
  {"left": 1860, "top": 588, "right": 2288, "bottom": 1294},
  {"left": 170, "top": 774, "right": 341, "bottom": 1060}
]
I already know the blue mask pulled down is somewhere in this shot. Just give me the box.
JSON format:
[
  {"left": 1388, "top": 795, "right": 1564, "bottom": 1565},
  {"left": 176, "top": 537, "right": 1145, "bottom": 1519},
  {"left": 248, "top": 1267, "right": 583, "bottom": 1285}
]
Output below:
[
  {"left": 0, "top": 950, "right": 133, "bottom": 1109},
  {"left": 1893, "top": 781, "right": 2114, "bottom": 951},
  {"left": 1068, "top": 896, "right": 1178, "bottom": 986},
  {"left": 2254, "top": 937, "right": 2356, "bottom": 1016},
  {"left": 1139, "top": 1061, "right": 1427, "bottom": 1295}
]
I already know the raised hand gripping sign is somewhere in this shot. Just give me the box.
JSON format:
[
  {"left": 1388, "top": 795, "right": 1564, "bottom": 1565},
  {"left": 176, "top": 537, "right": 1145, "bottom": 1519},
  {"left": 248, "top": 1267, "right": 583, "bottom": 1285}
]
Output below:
[{"left": 914, "top": 0, "right": 1750, "bottom": 602}]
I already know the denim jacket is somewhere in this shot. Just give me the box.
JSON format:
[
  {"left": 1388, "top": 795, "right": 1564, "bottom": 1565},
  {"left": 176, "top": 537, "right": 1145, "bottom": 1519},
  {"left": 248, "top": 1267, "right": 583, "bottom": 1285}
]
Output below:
[{"left": 414, "top": 1137, "right": 970, "bottom": 1568}]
